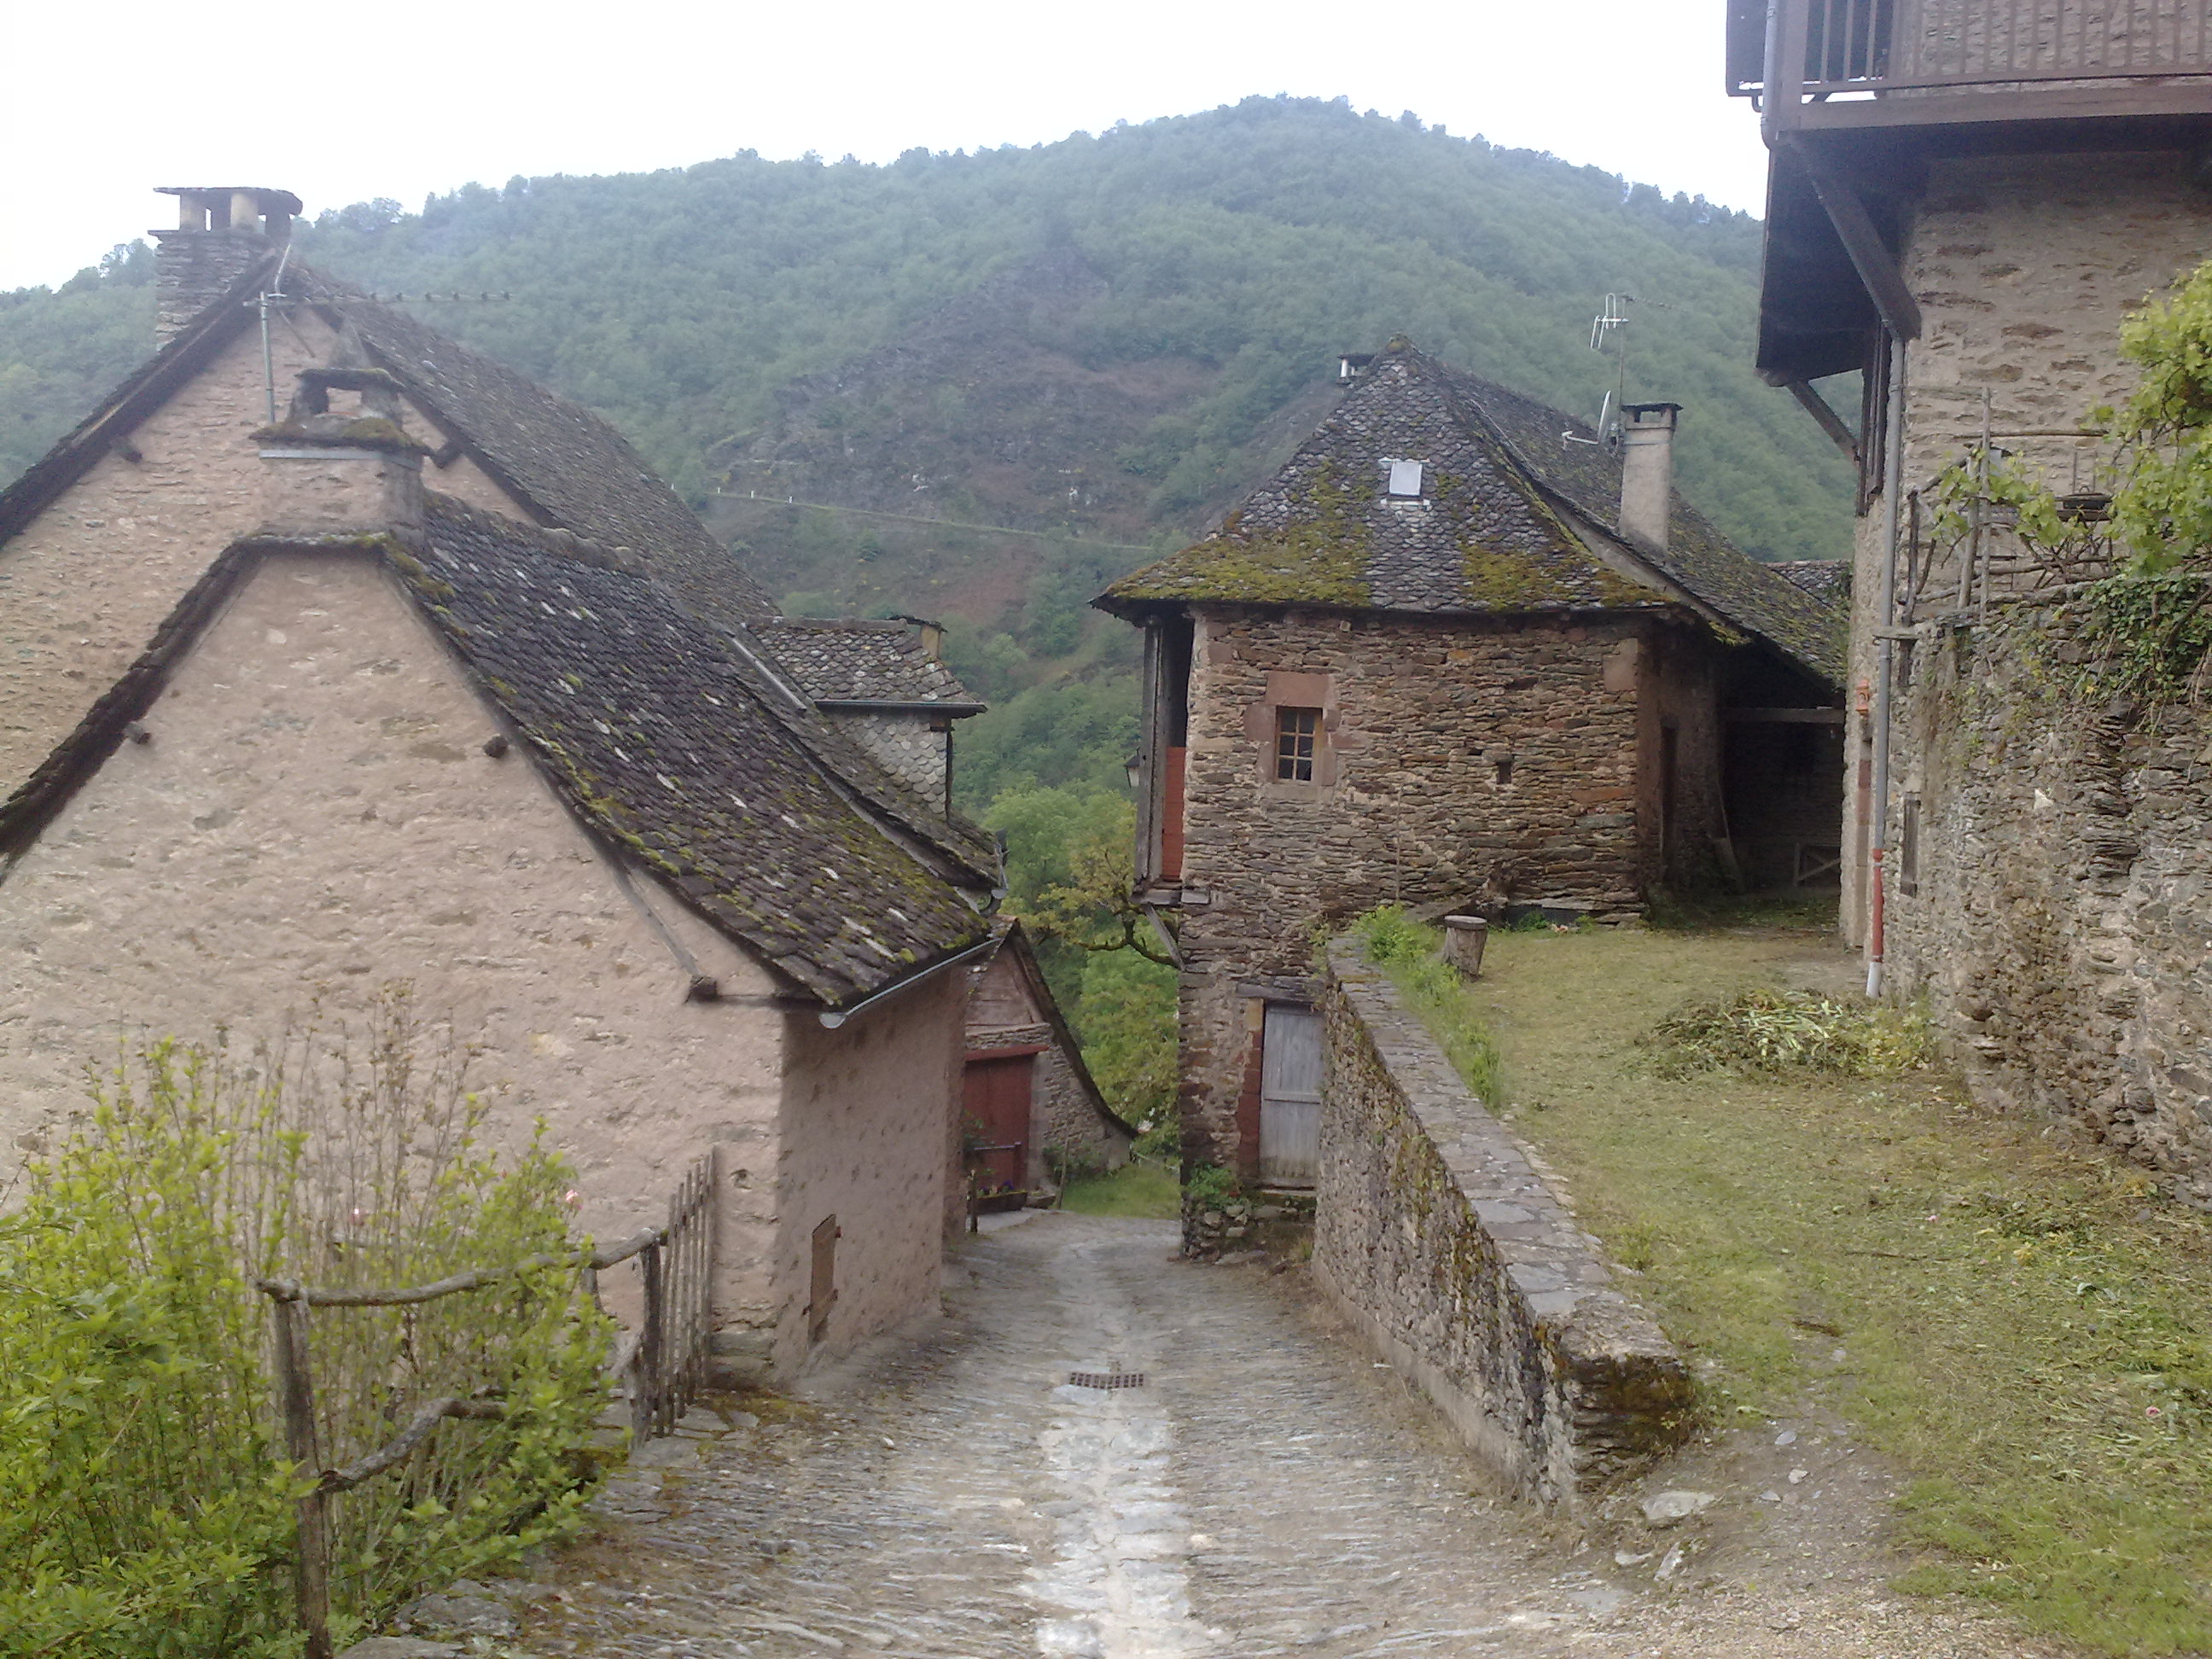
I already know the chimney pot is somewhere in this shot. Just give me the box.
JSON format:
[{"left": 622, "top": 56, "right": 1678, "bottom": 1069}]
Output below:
[
  {"left": 1617, "top": 401, "right": 1680, "bottom": 554},
  {"left": 150, "top": 185, "right": 303, "bottom": 343}
]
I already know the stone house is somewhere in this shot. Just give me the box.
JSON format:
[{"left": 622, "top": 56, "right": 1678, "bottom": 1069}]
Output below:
[
  {"left": 963, "top": 921, "right": 1134, "bottom": 1204},
  {"left": 1729, "top": 3, "right": 2212, "bottom": 1193},
  {"left": 0, "top": 186, "right": 1008, "bottom": 1382},
  {"left": 754, "top": 615, "right": 985, "bottom": 807},
  {"left": 1096, "top": 340, "right": 1846, "bottom": 1187}
]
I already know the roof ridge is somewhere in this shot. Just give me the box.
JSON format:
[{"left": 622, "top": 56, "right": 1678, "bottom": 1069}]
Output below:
[{"left": 0, "top": 247, "right": 285, "bottom": 544}]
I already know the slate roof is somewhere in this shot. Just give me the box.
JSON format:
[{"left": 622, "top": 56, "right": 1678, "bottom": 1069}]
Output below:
[
  {"left": 1770, "top": 559, "right": 1852, "bottom": 604},
  {"left": 293, "top": 272, "right": 777, "bottom": 634},
  {"left": 755, "top": 619, "right": 982, "bottom": 708},
  {"left": 0, "top": 247, "right": 777, "bottom": 637},
  {"left": 0, "top": 253, "right": 999, "bottom": 1007},
  {"left": 1097, "top": 341, "right": 1845, "bottom": 685},
  {"left": 400, "top": 495, "right": 992, "bottom": 1004}
]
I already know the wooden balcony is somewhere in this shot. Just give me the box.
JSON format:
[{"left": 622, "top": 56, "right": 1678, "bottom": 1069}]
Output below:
[{"left": 1729, "top": 0, "right": 2212, "bottom": 132}]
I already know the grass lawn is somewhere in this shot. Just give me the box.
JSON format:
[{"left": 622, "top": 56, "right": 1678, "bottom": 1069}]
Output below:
[
  {"left": 1057, "top": 1160, "right": 1181, "bottom": 1219},
  {"left": 1400, "top": 921, "right": 2212, "bottom": 1654}
]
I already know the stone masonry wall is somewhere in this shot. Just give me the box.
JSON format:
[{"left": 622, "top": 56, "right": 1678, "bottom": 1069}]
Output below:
[
  {"left": 1175, "top": 606, "right": 1644, "bottom": 1171},
  {"left": 0, "top": 550, "right": 791, "bottom": 1353},
  {"left": 1842, "top": 151, "right": 2212, "bottom": 943},
  {"left": 1888, "top": 591, "right": 2212, "bottom": 1201},
  {"left": 1313, "top": 938, "right": 1694, "bottom": 1506},
  {"left": 0, "top": 315, "right": 340, "bottom": 798}
]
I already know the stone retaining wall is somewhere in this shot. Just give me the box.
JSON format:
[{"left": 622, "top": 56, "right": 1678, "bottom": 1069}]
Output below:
[
  {"left": 1313, "top": 938, "right": 1694, "bottom": 1506},
  {"left": 1888, "top": 591, "right": 2212, "bottom": 1200}
]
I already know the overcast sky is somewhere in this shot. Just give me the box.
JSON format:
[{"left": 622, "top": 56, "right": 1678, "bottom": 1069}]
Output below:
[{"left": 1, "top": 0, "right": 1766, "bottom": 292}]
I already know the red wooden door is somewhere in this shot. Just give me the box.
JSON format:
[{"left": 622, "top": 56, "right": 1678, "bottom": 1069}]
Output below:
[{"left": 963, "top": 1054, "right": 1034, "bottom": 1196}]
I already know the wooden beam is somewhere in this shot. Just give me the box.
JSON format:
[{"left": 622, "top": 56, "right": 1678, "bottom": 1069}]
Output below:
[
  {"left": 1775, "top": 377, "right": 1862, "bottom": 469},
  {"left": 1790, "top": 83, "right": 2212, "bottom": 131},
  {"left": 1785, "top": 138, "right": 1923, "bottom": 341},
  {"left": 1725, "top": 707, "right": 1848, "bottom": 724}
]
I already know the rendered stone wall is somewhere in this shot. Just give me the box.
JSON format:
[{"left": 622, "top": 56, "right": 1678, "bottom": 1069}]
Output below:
[
  {"left": 0, "top": 549, "right": 788, "bottom": 1342},
  {"left": 0, "top": 309, "right": 545, "bottom": 806},
  {"left": 774, "top": 971, "right": 968, "bottom": 1377},
  {"left": 1173, "top": 605, "right": 1644, "bottom": 1170},
  {"left": 1842, "top": 151, "right": 2212, "bottom": 942},
  {"left": 1887, "top": 592, "right": 2212, "bottom": 1201},
  {"left": 1314, "top": 938, "right": 1695, "bottom": 1505},
  {"left": 0, "top": 315, "right": 340, "bottom": 797}
]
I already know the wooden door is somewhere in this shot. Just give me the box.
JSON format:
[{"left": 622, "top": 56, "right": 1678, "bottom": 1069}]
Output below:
[
  {"left": 808, "top": 1215, "right": 838, "bottom": 1344},
  {"left": 963, "top": 1054, "right": 1034, "bottom": 1197},
  {"left": 1259, "top": 1004, "right": 1323, "bottom": 1187}
]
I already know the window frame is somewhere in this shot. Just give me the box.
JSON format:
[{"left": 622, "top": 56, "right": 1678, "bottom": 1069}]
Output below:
[{"left": 1273, "top": 705, "right": 1321, "bottom": 783}]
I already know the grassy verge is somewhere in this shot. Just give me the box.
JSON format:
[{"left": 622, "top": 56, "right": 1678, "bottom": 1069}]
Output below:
[
  {"left": 1384, "top": 922, "right": 2212, "bottom": 1655},
  {"left": 1058, "top": 1160, "right": 1181, "bottom": 1219}
]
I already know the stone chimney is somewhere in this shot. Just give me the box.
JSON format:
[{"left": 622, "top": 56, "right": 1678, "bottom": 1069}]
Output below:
[
  {"left": 1617, "top": 401, "right": 1680, "bottom": 553},
  {"left": 254, "top": 334, "right": 427, "bottom": 544},
  {"left": 151, "top": 186, "right": 301, "bottom": 343}
]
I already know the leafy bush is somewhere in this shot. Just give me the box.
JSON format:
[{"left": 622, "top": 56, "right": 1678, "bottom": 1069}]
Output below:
[
  {"left": 1647, "top": 987, "right": 1934, "bottom": 1078},
  {"left": 1184, "top": 1161, "right": 1242, "bottom": 1210},
  {"left": 1075, "top": 947, "right": 1179, "bottom": 1131},
  {"left": 1350, "top": 903, "right": 1435, "bottom": 965},
  {"left": 0, "top": 996, "right": 612, "bottom": 1658},
  {"left": 2098, "top": 257, "right": 2212, "bottom": 573}
]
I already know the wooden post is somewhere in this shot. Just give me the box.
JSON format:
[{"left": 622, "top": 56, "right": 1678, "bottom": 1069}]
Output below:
[
  {"left": 271, "top": 1290, "right": 334, "bottom": 1659},
  {"left": 639, "top": 1239, "right": 666, "bottom": 1439},
  {"left": 1441, "top": 915, "right": 1489, "bottom": 980}
]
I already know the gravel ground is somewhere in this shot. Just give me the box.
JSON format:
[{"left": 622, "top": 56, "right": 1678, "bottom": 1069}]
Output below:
[{"left": 504, "top": 1213, "right": 2077, "bottom": 1659}]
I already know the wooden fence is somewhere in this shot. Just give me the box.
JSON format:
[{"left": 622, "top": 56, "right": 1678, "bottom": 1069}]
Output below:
[{"left": 257, "top": 1152, "right": 717, "bottom": 1659}]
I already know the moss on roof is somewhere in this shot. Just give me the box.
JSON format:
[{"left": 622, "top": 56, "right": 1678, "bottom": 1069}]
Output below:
[
  {"left": 1098, "top": 341, "right": 1846, "bottom": 685},
  {"left": 1111, "top": 463, "right": 1374, "bottom": 607},
  {"left": 401, "top": 495, "right": 992, "bottom": 1005}
]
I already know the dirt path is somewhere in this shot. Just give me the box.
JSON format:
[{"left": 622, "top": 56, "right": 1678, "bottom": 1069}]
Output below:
[{"left": 509, "top": 1211, "right": 2063, "bottom": 1659}]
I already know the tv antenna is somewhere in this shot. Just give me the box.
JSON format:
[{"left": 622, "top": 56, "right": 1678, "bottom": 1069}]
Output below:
[{"left": 1580, "top": 291, "right": 1635, "bottom": 449}]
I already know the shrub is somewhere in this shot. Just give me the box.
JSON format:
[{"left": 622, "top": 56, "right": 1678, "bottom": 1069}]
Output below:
[
  {"left": 1184, "top": 1161, "right": 1242, "bottom": 1210},
  {"left": 1647, "top": 987, "right": 1935, "bottom": 1079},
  {"left": 0, "top": 994, "right": 613, "bottom": 1658}
]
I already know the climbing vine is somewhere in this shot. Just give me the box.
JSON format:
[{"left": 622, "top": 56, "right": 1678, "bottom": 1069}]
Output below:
[
  {"left": 2094, "top": 257, "right": 2212, "bottom": 574},
  {"left": 1921, "top": 259, "right": 2212, "bottom": 704},
  {"left": 2070, "top": 571, "right": 2212, "bottom": 706}
]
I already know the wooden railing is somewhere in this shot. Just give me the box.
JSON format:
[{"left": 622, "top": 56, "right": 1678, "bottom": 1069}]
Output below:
[
  {"left": 1733, "top": 0, "right": 2212, "bottom": 106},
  {"left": 259, "top": 1153, "right": 717, "bottom": 1659}
]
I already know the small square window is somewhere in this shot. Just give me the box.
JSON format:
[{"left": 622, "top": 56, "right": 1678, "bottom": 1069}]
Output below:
[
  {"left": 1275, "top": 707, "right": 1320, "bottom": 781},
  {"left": 1387, "top": 459, "right": 1424, "bottom": 498}
]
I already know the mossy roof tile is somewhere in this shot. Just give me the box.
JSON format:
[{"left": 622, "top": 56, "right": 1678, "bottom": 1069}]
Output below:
[
  {"left": 1099, "top": 342, "right": 1845, "bottom": 685},
  {"left": 405, "top": 495, "right": 991, "bottom": 1004}
]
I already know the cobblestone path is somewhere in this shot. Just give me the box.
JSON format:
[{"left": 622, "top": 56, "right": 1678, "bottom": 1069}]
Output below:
[{"left": 532, "top": 1214, "right": 1610, "bottom": 1659}]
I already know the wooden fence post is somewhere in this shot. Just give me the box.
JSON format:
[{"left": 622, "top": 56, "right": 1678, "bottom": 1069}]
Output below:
[
  {"left": 638, "top": 1238, "right": 666, "bottom": 1438},
  {"left": 271, "top": 1289, "right": 335, "bottom": 1659}
]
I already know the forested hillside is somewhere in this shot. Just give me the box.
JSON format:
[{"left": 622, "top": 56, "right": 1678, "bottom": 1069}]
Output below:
[{"left": 0, "top": 98, "right": 1853, "bottom": 1122}]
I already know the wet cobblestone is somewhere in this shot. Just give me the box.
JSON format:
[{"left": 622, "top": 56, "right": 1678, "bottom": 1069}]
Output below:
[
  {"left": 529, "top": 1214, "right": 1589, "bottom": 1659},
  {"left": 521, "top": 1214, "right": 2052, "bottom": 1659}
]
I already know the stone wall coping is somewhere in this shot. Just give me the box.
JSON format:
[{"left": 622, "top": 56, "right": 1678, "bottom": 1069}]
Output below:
[{"left": 1324, "top": 937, "right": 1680, "bottom": 1363}]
